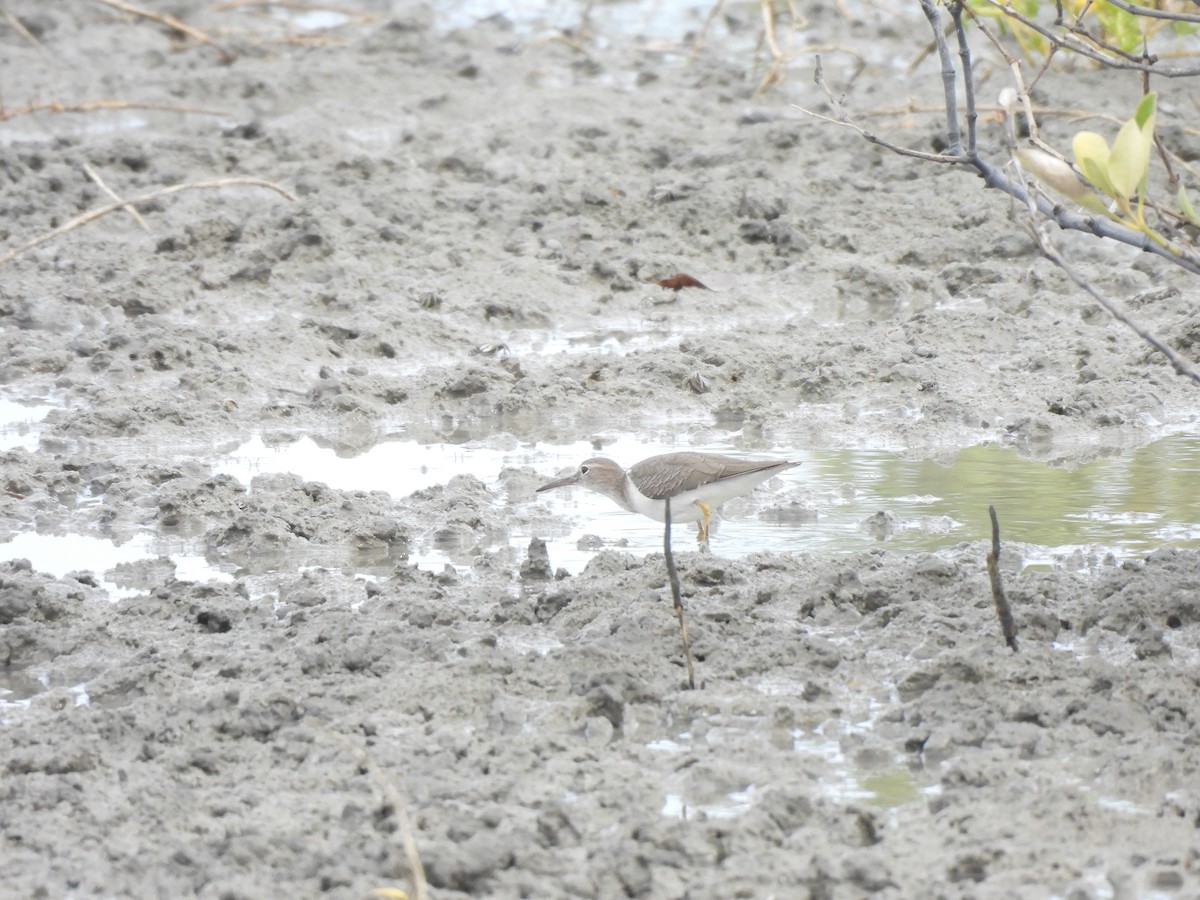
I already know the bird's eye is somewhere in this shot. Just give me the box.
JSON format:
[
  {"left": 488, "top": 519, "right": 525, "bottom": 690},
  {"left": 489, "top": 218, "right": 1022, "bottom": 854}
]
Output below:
[{"left": 579, "top": 465, "right": 590, "bottom": 475}]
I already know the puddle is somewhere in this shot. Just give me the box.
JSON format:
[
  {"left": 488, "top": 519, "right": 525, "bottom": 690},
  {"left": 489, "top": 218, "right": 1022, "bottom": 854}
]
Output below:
[
  {"left": 661, "top": 785, "right": 754, "bottom": 821},
  {"left": 208, "top": 431, "right": 1200, "bottom": 576},
  {"left": 437, "top": 0, "right": 721, "bottom": 42},
  {"left": 4, "top": 430, "right": 1200, "bottom": 592},
  {"left": 0, "top": 532, "right": 232, "bottom": 600},
  {"left": 530, "top": 433, "right": 1200, "bottom": 571},
  {"left": 651, "top": 696, "right": 928, "bottom": 820},
  {"left": 0, "top": 398, "right": 55, "bottom": 452}
]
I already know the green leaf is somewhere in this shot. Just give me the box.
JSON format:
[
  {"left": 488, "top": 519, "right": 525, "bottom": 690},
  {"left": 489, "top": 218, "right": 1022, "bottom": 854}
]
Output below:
[
  {"left": 1094, "top": 3, "right": 1144, "bottom": 54},
  {"left": 1134, "top": 92, "right": 1157, "bottom": 131},
  {"left": 1107, "top": 115, "right": 1152, "bottom": 200},
  {"left": 1073, "top": 131, "right": 1116, "bottom": 199},
  {"left": 1179, "top": 185, "right": 1200, "bottom": 227}
]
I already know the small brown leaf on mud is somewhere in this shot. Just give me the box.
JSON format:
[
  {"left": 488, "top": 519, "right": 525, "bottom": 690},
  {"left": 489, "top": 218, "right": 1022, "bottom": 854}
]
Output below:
[{"left": 656, "top": 273, "right": 709, "bottom": 292}]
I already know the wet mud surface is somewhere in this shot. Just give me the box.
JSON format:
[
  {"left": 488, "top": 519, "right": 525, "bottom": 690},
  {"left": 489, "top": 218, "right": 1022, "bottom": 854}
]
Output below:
[{"left": 2, "top": 2, "right": 1199, "bottom": 897}]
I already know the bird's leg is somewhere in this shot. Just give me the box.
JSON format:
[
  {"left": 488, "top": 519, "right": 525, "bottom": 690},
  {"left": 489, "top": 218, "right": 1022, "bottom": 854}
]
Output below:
[{"left": 693, "top": 500, "right": 712, "bottom": 543}]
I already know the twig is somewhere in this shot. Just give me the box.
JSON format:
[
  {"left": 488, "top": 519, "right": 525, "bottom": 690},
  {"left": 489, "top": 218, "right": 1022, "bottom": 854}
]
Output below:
[
  {"left": 0, "top": 177, "right": 296, "bottom": 267},
  {"left": 82, "top": 163, "right": 149, "bottom": 232},
  {"left": 761, "top": 0, "right": 784, "bottom": 63},
  {"left": 314, "top": 720, "right": 428, "bottom": 900},
  {"left": 950, "top": 2, "right": 977, "bottom": 155},
  {"left": 966, "top": 8, "right": 1050, "bottom": 148},
  {"left": 0, "top": 99, "right": 227, "bottom": 122},
  {"left": 1006, "top": 147, "right": 1200, "bottom": 381},
  {"left": 211, "top": 0, "right": 363, "bottom": 12},
  {"left": 91, "top": 0, "right": 215, "bottom": 45},
  {"left": 1, "top": 4, "right": 44, "bottom": 49},
  {"left": 1027, "top": 217, "right": 1200, "bottom": 384},
  {"left": 921, "top": 0, "right": 963, "bottom": 156},
  {"left": 809, "top": 2, "right": 1200, "bottom": 382},
  {"left": 691, "top": 0, "right": 727, "bottom": 59},
  {"left": 663, "top": 497, "right": 696, "bottom": 691},
  {"left": 976, "top": 0, "right": 1200, "bottom": 76},
  {"left": 1100, "top": 0, "right": 1200, "bottom": 24},
  {"left": 985, "top": 506, "right": 1019, "bottom": 652},
  {"left": 792, "top": 104, "right": 967, "bottom": 164},
  {"left": 930, "top": 2, "right": 1200, "bottom": 276},
  {"left": 91, "top": 0, "right": 234, "bottom": 60}
]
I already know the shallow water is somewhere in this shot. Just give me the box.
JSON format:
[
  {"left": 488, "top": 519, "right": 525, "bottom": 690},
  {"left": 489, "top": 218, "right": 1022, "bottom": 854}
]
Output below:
[
  {"left": 214, "top": 430, "right": 1199, "bottom": 572},
  {"left": 5, "top": 429, "right": 1199, "bottom": 581}
]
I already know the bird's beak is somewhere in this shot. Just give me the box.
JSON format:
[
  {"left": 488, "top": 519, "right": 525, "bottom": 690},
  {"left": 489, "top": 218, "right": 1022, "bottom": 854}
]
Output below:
[{"left": 536, "top": 470, "right": 580, "bottom": 492}]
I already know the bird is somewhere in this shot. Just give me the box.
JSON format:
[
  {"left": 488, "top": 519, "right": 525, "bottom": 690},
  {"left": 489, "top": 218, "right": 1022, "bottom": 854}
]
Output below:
[{"left": 536, "top": 451, "right": 799, "bottom": 542}]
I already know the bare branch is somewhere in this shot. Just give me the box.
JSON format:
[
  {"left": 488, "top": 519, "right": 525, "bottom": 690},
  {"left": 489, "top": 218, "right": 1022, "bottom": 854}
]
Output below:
[
  {"left": 976, "top": 154, "right": 1200, "bottom": 275},
  {"left": 792, "top": 105, "right": 967, "bottom": 163},
  {"left": 1028, "top": 220, "right": 1200, "bottom": 385},
  {"left": 978, "top": 0, "right": 1200, "bottom": 77},
  {"left": 920, "top": 0, "right": 963, "bottom": 156},
  {"left": 1099, "top": 0, "right": 1200, "bottom": 25},
  {"left": 950, "top": 1, "right": 978, "bottom": 156}
]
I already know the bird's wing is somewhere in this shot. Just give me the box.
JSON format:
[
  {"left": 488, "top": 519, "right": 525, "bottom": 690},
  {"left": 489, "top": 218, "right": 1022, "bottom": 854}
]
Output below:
[{"left": 628, "top": 453, "right": 795, "bottom": 500}]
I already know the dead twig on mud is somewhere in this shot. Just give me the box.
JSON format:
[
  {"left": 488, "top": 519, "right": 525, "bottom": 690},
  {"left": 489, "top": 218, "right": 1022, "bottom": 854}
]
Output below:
[
  {"left": 314, "top": 720, "right": 428, "bottom": 900},
  {"left": 663, "top": 497, "right": 697, "bottom": 691},
  {"left": 90, "top": 0, "right": 234, "bottom": 60},
  {"left": 91, "top": 0, "right": 213, "bottom": 44},
  {"left": 986, "top": 505, "right": 1018, "bottom": 653},
  {"left": 0, "top": 177, "right": 296, "bottom": 267},
  {"left": 0, "top": 99, "right": 227, "bottom": 122},
  {"left": 83, "top": 163, "right": 149, "bottom": 232},
  {"left": 210, "top": 0, "right": 363, "bottom": 12},
  {"left": 1, "top": 4, "right": 44, "bottom": 49}
]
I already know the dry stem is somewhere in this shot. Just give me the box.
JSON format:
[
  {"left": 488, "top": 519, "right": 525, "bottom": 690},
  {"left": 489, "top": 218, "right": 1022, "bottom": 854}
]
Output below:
[
  {"left": 0, "top": 99, "right": 227, "bottom": 122},
  {"left": 92, "top": 0, "right": 214, "bottom": 43},
  {"left": 315, "top": 720, "right": 428, "bottom": 900},
  {"left": 0, "top": 178, "right": 296, "bottom": 267},
  {"left": 83, "top": 164, "right": 149, "bottom": 232},
  {"left": 2, "top": 4, "right": 44, "bottom": 48}
]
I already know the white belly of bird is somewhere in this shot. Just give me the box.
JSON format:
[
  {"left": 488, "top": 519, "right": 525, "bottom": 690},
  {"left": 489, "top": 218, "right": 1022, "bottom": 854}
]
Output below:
[{"left": 625, "top": 472, "right": 778, "bottom": 524}]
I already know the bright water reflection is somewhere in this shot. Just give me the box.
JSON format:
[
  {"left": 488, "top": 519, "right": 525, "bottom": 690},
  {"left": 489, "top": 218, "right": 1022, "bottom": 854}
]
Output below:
[
  {"left": 4, "top": 432, "right": 1199, "bottom": 584},
  {"left": 208, "top": 432, "right": 1200, "bottom": 574}
]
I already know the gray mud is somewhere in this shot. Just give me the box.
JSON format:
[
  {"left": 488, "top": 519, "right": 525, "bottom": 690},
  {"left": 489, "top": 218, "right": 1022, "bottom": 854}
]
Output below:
[{"left": 2, "top": 2, "right": 1199, "bottom": 898}]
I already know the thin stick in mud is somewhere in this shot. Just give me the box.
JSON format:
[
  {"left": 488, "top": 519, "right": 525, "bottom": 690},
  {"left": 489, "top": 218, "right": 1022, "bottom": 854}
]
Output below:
[
  {"left": 987, "top": 504, "right": 1019, "bottom": 652},
  {"left": 0, "top": 177, "right": 296, "bottom": 267},
  {"left": 315, "top": 719, "right": 429, "bottom": 900},
  {"left": 663, "top": 496, "right": 696, "bottom": 690}
]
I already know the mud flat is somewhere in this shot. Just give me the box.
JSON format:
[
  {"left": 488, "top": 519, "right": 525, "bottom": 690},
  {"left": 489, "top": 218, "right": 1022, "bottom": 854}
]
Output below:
[{"left": 1, "top": 3, "right": 1198, "bottom": 897}]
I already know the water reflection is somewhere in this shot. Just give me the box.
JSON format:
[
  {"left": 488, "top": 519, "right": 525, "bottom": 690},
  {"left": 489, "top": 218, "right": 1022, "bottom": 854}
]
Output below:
[
  {"left": 3, "top": 432, "right": 1198, "bottom": 583},
  {"left": 208, "top": 431, "right": 1200, "bottom": 574}
]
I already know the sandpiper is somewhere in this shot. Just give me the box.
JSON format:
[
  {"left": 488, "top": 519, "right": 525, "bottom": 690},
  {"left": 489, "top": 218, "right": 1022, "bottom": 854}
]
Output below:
[{"left": 537, "top": 451, "right": 799, "bottom": 542}]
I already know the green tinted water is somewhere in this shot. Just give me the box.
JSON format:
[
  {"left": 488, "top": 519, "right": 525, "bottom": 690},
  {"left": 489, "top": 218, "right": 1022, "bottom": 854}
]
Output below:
[{"left": 795, "top": 435, "right": 1200, "bottom": 558}]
